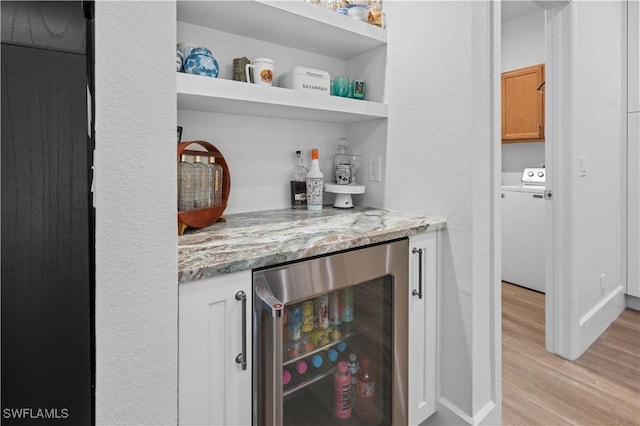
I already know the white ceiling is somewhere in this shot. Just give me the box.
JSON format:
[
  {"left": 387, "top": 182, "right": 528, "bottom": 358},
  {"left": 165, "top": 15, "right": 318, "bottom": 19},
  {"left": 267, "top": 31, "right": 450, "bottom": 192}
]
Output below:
[{"left": 502, "top": 1, "right": 544, "bottom": 22}]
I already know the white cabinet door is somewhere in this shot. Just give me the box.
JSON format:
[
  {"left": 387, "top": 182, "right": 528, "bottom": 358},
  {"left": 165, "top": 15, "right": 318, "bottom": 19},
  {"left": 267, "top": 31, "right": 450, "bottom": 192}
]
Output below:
[
  {"left": 629, "top": 0, "right": 639, "bottom": 112},
  {"left": 179, "top": 270, "right": 252, "bottom": 426},
  {"left": 629, "top": 112, "right": 640, "bottom": 297},
  {"left": 408, "top": 232, "right": 438, "bottom": 425}
]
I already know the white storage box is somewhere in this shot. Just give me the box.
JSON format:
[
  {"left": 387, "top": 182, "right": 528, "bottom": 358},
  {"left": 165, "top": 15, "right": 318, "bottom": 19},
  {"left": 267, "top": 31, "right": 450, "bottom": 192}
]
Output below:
[{"left": 279, "top": 66, "right": 330, "bottom": 95}]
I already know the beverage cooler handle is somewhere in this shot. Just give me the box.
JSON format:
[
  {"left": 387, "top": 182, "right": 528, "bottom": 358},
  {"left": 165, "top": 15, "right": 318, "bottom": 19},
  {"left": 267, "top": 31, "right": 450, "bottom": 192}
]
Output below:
[
  {"left": 235, "top": 291, "right": 247, "bottom": 371},
  {"left": 412, "top": 247, "right": 424, "bottom": 299},
  {"left": 255, "top": 278, "right": 284, "bottom": 426}
]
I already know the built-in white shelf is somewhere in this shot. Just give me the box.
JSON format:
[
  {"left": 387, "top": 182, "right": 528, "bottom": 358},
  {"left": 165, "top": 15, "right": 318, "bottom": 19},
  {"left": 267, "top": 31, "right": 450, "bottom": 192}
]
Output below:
[
  {"left": 176, "top": 0, "right": 387, "bottom": 60},
  {"left": 177, "top": 72, "right": 388, "bottom": 123}
]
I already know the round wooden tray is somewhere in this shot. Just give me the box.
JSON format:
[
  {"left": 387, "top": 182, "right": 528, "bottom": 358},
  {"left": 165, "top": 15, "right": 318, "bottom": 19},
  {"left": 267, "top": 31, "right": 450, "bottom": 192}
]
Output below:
[{"left": 177, "top": 140, "right": 230, "bottom": 235}]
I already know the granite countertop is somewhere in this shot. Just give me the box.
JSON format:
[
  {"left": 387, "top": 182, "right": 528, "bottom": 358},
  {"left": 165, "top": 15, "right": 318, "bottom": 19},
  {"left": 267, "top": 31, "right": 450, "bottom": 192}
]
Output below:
[{"left": 178, "top": 206, "right": 446, "bottom": 283}]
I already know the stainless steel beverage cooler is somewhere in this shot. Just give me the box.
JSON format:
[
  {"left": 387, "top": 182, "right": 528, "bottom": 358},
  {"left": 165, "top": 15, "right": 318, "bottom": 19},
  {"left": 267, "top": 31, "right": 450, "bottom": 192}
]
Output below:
[{"left": 253, "top": 239, "right": 409, "bottom": 425}]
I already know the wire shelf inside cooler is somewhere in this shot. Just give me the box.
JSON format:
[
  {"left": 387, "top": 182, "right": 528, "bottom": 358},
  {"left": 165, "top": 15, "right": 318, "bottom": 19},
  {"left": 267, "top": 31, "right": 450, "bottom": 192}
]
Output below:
[
  {"left": 283, "top": 325, "right": 357, "bottom": 367},
  {"left": 283, "top": 365, "right": 338, "bottom": 398}
]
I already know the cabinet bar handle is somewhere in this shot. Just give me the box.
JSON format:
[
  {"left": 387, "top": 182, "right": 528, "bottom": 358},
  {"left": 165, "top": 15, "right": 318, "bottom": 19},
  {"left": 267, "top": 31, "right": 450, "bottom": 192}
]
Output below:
[
  {"left": 412, "top": 247, "right": 423, "bottom": 299},
  {"left": 235, "top": 290, "right": 247, "bottom": 371}
]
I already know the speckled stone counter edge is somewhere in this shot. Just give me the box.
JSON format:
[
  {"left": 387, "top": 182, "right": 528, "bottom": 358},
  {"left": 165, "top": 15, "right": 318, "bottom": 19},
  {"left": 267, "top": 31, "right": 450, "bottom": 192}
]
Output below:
[{"left": 178, "top": 206, "right": 446, "bottom": 283}]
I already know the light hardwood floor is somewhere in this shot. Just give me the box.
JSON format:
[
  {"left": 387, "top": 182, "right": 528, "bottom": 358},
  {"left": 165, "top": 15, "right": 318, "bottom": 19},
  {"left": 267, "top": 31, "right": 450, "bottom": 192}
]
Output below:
[{"left": 502, "top": 282, "right": 640, "bottom": 425}]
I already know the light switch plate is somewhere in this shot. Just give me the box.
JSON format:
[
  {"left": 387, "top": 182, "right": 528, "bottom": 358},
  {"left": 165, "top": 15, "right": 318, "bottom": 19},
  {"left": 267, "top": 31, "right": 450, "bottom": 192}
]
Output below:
[
  {"left": 578, "top": 156, "right": 587, "bottom": 177},
  {"left": 369, "top": 156, "right": 381, "bottom": 182}
]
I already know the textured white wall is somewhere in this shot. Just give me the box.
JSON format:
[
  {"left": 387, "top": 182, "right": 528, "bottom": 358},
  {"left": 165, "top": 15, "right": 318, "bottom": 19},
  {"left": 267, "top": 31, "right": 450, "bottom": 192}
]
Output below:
[
  {"left": 94, "top": 2, "right": 177, "bottom": 424},
  {"left": 178, "top": 111, "right": 343, "bottom": 213},
  {"left": 384, "top": 1, "right": 498, "bottom": 424}
]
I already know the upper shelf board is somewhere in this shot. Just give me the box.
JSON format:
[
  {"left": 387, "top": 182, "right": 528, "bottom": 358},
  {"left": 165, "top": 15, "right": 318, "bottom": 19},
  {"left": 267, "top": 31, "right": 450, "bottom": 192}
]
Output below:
[
  {"left": 176, "top": 0, "right": 387, "bottom": 60},
  {"left": 177, "top": 73, "right": 388, "bottom": 123}
]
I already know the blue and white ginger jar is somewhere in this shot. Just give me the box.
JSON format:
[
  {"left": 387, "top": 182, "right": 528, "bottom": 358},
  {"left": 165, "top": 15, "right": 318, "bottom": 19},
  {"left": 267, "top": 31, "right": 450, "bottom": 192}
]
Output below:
[{"left": 183, "top": 47, "right": 219, "bottom": 78}]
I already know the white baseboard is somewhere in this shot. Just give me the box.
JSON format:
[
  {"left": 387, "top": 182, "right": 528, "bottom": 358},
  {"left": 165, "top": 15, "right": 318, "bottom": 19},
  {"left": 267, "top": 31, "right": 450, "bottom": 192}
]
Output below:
[
  {"left": 626, "top": 294, "right": 640, "bottom": 311},
  {"left": 573, "top": 285, "right": 626, "bottom": 359},
  {"left": 421, "top": 398, "right": 497, "bottom": 426}
]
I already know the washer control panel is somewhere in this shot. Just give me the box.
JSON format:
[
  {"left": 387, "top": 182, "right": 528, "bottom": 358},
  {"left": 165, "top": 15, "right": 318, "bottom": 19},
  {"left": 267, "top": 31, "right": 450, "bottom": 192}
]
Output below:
[{"left": 521, "top": 167, "right": 545, "bottom": 185}]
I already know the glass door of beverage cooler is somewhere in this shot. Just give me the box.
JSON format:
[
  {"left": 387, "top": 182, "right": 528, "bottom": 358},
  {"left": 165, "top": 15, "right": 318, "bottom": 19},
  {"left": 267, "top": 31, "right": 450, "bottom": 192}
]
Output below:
[{"left": 253, "top": 239, "right": 409, "bottom": 426}]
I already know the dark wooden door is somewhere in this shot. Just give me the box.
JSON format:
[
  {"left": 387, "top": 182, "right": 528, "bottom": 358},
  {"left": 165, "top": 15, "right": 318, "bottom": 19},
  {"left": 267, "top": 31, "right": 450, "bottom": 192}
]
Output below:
[{"left": 1, "top": 2, "right": 93, "bottom": 424}]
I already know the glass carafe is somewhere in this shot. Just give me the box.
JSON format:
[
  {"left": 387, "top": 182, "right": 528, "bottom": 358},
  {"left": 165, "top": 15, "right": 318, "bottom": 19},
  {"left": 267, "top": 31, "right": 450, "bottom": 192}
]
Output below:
[{"left": 333, "top": 138, "right": 361, "bottom": 185}]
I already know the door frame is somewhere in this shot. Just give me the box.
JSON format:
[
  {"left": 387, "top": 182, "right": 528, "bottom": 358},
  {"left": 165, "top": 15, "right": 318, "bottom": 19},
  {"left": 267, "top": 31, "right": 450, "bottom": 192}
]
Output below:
[
  {"left": 495, "top": 0, "right": 573, "bottom": 359},
  {"left": 542, "top": 0, "right": 573, "bottom": 359}
]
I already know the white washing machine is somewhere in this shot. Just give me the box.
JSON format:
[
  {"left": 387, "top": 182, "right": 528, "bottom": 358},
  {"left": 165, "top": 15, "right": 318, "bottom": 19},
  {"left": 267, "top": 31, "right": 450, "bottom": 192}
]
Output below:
[{"left": 501, "top": 168, "right": 546, "bottom": 293}]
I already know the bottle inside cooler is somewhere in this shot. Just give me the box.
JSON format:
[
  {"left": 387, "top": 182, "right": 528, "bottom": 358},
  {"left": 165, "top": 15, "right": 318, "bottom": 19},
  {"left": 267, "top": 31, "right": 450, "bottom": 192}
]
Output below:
[{"left": 282, "top": 277, "right": 392, "bottom": 426}]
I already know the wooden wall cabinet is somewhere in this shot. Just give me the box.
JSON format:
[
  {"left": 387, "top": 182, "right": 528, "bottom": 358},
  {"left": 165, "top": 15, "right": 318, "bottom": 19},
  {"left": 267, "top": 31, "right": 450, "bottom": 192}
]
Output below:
[{"left": 502, "top": 63, "right": 545, "bottom": 142}]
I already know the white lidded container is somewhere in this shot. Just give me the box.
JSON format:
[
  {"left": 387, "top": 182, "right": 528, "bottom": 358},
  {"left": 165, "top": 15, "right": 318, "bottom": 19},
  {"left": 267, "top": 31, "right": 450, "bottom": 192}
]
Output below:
[{"left": 279, "top": 66, "right": 331, "bottom": 95}]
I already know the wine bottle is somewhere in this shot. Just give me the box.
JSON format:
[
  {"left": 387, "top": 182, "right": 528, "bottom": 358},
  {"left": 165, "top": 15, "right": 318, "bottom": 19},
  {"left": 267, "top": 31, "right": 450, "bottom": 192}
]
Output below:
[{"left": 290, "top": 150, "right": 308, "bottom": 209}]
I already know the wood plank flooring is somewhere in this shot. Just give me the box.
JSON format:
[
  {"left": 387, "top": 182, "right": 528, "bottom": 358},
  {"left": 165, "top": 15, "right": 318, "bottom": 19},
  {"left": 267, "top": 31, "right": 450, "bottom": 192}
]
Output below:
[{"left": 502, "top": 282, "right": 640, "bottom": 425}]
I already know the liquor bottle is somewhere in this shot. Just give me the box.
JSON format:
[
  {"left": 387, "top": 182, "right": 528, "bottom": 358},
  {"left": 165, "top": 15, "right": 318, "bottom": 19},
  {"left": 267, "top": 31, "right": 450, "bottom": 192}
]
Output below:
[
  {"left": 306, "top": 148, "right": 324, "bottom": 211},
  {"left": 334, "top": 361, "right": 352, "bottom": 419},
  {"left": 192, "top": 155, "right": 210, "bottom": 208},
  {"left": 356, "top": 358, "right": 376, "bottom": 423},
  {"left": 178, "top": 155, "right": 194, "bottom": 211},
  {"left": 347, "top": 353, "right": 359, "bottom": 410},
  {"left": 290, "top": 150, "right": 308, "bottom": 209}
]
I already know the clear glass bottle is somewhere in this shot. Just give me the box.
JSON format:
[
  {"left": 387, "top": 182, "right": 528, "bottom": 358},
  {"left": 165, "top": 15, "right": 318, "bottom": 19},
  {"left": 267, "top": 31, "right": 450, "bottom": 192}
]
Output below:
[
  {"left": 333, "top": 138, "right": 351, "bottom": 185},
  {"left": 290, "top": 150, "right": 308, "bottom": 209},
  {"left": 193, "top": 155, "right": 210, "bottom": 209},
  {"left": 178, "top": 154, "right": 194, "bottom": 212},
  {"left": 306, "top": 148, "right": 324, "bottom": 210},
  {"left": 207, "top": 156, "right": 223, "bottom": 206}
]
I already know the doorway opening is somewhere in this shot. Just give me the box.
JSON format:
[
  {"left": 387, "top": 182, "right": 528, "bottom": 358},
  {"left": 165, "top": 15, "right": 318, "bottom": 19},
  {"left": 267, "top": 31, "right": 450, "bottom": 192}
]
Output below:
[{"left": 499, "top": 0, "right": 548, "bottom": 343}]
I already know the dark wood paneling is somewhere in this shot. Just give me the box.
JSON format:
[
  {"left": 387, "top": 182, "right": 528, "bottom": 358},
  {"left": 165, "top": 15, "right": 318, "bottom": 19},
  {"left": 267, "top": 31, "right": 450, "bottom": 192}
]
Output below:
[
  {"left": 1, "top": 2, "right": 86, "bottom": 54},
  {"left": 1, "top": 43, "right": 92, "bottom": 425}
]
